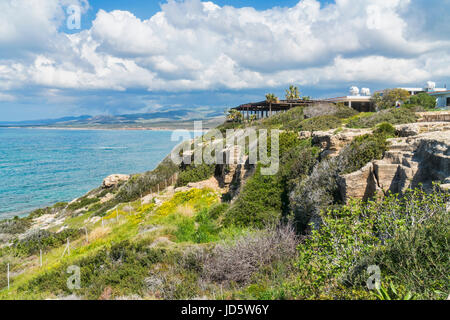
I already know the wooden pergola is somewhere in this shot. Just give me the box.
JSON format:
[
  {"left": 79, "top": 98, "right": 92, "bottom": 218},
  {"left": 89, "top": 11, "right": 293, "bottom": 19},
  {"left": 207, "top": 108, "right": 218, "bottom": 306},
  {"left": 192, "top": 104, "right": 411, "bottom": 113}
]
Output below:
[{"left": 233, "top": 99, "right": 327, "bottom": 119}]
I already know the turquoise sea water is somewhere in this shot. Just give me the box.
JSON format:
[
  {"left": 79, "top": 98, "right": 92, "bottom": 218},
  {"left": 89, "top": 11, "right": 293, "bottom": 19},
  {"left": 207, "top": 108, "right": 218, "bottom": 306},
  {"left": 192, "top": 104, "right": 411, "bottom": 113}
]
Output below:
[{"left": 0, "top": 128, "right": 193, "bottom": 219}]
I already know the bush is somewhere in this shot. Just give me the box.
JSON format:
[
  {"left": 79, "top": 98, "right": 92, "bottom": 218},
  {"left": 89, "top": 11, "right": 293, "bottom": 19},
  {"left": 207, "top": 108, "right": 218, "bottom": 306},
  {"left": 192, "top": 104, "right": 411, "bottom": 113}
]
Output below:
[
  {"left": 176, "top": 163, "right": 215, "bottom": 187},
  {"left": 116, "top": 156, "right": 179, "bottom": 203},
  {"left": 279, "top": 141, "right": 320, "bottom": 189},
  {"left": 334, "top": 103, "right": 359, "bottom": 119},
  {"left": 303, "top": 103, "right": 338, "bottom": 119},
  {"left": 298, "top": 115, "right": 342, "bottom": 132},
  {"left": 20, "top": 241, "right": 179, "bottom": 299},
  {"left": 347, "top": 108, "right": 418, "bottom": 128},
  {"left": 207, "top": 203, "right": 230, "bottom": 220},
  {"left": 224, "top": 164, "right": 283, "bottom": 228},
  {"left": 340, "top": 132, "right": 390, "bottom": 174},
  {"left": 203, "top": 224, "right": 299, "bottom": 285},
  {"left": 67, "top": 196, "right": 99, "bottom": 211},
  {"left": 291, "top": 131, "right": 390, "bottom": 230},
  {"left": 373, "top": 122, "right": 396, "bottom": 137},
  {"left": 261, "top": 107, "right": 304, "bottom": 130},
  {"left": 7, "top": 228, "right": 83, "bottom": 256},
  {"left": 365, "top": 211, "right": 449, "bottom": 299},
  {"left": 408, "top": 93, "right": 436, "bottom": 109},
  {"left": 294, "top": 187, "right": 449, "bottom": 299},
  {"left": 0, "top": 218, "right": 31, "bottom": 235}
]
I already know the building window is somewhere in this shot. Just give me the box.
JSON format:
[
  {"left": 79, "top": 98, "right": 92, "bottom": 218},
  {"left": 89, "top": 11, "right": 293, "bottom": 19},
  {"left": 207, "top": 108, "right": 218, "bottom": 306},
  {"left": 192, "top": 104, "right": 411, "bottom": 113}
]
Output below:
[{"left": 447, "top": 97, "right": 450, "bottom": 107}]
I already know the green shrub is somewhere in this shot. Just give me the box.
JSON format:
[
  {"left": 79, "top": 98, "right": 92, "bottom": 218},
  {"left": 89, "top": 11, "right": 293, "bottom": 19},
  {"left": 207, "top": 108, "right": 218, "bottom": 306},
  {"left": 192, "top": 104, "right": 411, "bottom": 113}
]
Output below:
[
  {"left": 374, "top": 122, "right": 396, "bottom": 137},
  {"left": 340, "top": 133, "right": 390, "bottom": 174},
  {"left": 116, "top": 156, "right": 179, "bottom": 203},
  {"left": 294, "top": 187, "right": 449, "bottom": 299},
  {"left": 176, "top": 163, "right": 215, "bottom": 187},
  {"left": 347, "top": 108, "right": 418, "bottom": 128},
  {"left": 207, "top": 203, "right": 230, "bottom": 220},
  {"left": 279, "top": 140, "right": 319, "bottom": 189},
  {"left": 6, "top": 228, "right": 83, "bottom": 257},
  {"left": 408, "top": 93, "right": 436, "bottom": 109},
  {"left": 261, "top": 107, "right": 304, "bottom": 129},
  {"left": 334, "top": 103, "right": 359, "bottom": 119},
  {"left": 356, "top": 206, "right": 449, "bottom": 299},
  {"left": 225, "top": 164, "right": 283, "bottom": 228},
  {"left": 67, "top": 196, "right": 99, "bottom": 211},
  {"left": 291, "top": 131, "right": 390, "bottom": 230},
  {"left": 298, "top": 115, "right": 342, "bottom": 132},
  {"left": 0, "top": 218, "right": 31, "bottom": 235},
  {"left": 20, "top": 241, "right": 183, "bottom": 299}
]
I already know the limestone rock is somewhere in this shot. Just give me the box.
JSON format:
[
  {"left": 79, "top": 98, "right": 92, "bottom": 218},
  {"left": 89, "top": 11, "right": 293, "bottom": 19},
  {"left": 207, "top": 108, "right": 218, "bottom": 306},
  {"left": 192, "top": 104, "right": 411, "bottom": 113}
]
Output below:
[
  {"left": 102, "top": 174, "right": 130, "bottom": 188},
  {"left": 395, "top": 122, "right": 450, "bottom": 137},
  {"left": 337, "top": 163, "right": 380, "bottom": 203},
  {"left": 338, "top": 129, "right": 450, "bottom": 203},
  {"left": 310, "top": 128, "right": 371, "bottom": 157}
]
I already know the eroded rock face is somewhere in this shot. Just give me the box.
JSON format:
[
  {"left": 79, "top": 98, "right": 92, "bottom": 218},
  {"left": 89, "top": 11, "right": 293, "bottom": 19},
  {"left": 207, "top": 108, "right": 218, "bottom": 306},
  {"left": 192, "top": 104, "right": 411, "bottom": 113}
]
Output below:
[
  {"left": 396, "top": 122, "right": 450, "bottom": 137},
  {"left": 337, "top": 163, "right": 381, "bottom": 203},
  {"left": 311, "top": 129, "right": 371, "bottom": 157},
  {"left": 338, "top": 130, "right": 450, "bottom": 203},
  {"left": 102, "top": 174, "right": 130, "bottom": 188}
]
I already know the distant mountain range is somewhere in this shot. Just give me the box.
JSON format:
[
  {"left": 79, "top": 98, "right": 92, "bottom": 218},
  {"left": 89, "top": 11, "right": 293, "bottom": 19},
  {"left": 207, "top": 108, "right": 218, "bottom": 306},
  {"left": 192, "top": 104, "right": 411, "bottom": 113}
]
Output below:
[{"left": 0, "top": 108, "right": 225, "bottom": 128}]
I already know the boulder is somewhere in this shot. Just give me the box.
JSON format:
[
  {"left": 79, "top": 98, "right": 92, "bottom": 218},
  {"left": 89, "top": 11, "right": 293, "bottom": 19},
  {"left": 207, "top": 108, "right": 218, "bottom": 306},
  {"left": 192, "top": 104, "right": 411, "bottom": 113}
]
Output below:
[{"left": 102, "top": 174, "right": 130, "bottom": 188}]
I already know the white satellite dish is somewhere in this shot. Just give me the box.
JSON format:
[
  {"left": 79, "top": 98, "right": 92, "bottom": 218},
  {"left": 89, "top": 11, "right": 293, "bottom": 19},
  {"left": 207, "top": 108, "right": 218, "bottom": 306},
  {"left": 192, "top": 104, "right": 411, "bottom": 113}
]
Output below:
[
  {"left": 361, "top": 88, "right": 371, "bottom": 96},
  {"left": 350, "top": 86, "right": 360, "bottom": 96},
  {"left": 425, "top": 81, "right": 436, "bottom": 91}
]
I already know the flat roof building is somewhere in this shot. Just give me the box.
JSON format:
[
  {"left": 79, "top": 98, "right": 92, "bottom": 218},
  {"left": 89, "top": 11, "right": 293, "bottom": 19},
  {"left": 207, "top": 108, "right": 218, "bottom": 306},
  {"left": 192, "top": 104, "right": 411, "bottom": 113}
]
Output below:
[
  {"left": 323, "top": 86, "right": 373, "bottom": 112},
  {"left": 429, "top": 90, "right": 450, "bottom": 109}
]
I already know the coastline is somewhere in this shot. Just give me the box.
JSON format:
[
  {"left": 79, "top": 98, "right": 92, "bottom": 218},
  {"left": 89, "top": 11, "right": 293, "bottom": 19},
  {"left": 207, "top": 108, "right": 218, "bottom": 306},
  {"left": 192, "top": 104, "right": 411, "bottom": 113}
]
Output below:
[{"left": 1, "top": 126, "right": 210, "bottom": 132}]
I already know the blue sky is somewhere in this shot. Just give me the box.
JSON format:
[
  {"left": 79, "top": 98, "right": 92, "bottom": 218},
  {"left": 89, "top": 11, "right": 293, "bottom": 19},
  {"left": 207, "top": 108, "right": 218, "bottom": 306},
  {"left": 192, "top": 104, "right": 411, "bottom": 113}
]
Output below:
[{"left": 0, "top": 0, "right": 449, "bottom": 121}]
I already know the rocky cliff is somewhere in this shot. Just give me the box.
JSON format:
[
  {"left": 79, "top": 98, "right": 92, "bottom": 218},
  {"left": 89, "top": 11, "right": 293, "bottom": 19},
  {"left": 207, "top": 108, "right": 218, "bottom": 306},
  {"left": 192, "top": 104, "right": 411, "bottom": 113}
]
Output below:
[{"left": 304, "top": 122, "right": 450, "bottom": 203}]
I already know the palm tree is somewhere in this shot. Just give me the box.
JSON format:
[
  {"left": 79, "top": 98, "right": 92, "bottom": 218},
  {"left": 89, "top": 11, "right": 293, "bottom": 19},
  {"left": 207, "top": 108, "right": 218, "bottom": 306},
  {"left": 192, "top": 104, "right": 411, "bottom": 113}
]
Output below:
[
  {"left": 265, "top": 93, "right": 278, "bottom": 117},
  {"left": 285, "top": 85, "right": 300, "bottom": 100}
]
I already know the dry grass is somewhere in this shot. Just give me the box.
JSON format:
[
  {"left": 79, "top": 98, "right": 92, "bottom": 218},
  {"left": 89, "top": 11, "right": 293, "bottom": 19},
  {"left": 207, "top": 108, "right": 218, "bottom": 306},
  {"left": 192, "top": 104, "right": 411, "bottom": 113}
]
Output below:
[
  {"left": 89, "top": 226, "right": 111, "bottom": 241},
  {"left": 176, "top": 204, "right": 195, "bottom": 218},
  {"left": 201, "top": 224, "right": 299, "bottom": 285}
]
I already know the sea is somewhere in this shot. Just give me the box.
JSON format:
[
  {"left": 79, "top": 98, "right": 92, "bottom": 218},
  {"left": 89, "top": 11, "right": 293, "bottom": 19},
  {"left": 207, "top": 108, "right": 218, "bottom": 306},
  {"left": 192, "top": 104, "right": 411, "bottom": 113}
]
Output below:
[{"left": 0, "top": 127, "right": 198, "bottom": 219}]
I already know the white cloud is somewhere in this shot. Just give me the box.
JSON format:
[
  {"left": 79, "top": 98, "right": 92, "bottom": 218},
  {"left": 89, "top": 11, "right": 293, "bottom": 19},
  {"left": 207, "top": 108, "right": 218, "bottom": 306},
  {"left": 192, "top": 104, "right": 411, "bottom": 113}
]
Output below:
[{"left": 0, "top": 0, "right": 449, "bottom": 100}]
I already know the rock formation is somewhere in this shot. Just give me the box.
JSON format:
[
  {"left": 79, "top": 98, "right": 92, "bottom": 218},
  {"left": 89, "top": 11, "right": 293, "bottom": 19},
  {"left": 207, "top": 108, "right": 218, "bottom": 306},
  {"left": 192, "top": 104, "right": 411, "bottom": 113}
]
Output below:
[
  {"left": 306, "top": 122, "right": 450, "bottom": 203},
  {"left": 338, "top": 130, "right": 450, "bottom": 203},
  {"left": 102, "top": 174, "right": 130, "bottom": 188}
]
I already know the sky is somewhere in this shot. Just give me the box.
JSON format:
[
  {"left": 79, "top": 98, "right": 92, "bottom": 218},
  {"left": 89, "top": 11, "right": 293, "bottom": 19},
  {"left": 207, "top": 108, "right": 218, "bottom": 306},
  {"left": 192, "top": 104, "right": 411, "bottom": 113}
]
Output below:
[{"left": 0, "top": 0, "right": 449, "bottom": 121}]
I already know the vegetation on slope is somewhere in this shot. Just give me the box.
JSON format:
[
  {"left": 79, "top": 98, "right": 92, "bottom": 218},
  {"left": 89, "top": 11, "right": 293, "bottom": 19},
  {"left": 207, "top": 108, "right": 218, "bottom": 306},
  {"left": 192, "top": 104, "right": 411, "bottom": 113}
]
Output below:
[{"left": 0, "top": 94, "right": 447, "bottom": 300}]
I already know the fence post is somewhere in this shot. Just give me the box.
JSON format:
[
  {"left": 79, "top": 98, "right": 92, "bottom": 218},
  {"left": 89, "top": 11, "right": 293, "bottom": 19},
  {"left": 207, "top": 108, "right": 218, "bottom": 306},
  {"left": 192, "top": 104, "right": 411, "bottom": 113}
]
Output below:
[
  {"left": 7, "top": 263, "right": 10, "bottom": 290},
  {"left": 85, "top": 227, "right": 89, "bottom": 244}
]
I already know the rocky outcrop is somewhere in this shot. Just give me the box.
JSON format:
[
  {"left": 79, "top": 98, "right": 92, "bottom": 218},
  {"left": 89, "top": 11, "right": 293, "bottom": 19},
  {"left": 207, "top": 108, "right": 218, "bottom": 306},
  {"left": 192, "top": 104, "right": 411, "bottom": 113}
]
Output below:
[
  {"left": 338, "top": 130, "right": 450, "bottom": 203},
  {"left": 416, "top": 111, "right": 450, "bottom": 123},
  {"left": 308, "top": 128, "right": 371, "bottom": 157},
  {"left": 396, "top": 122, "right": 450, "bottom": 137},
  {"left": 102, "top": 174, "right": 130, "bottom": 188},
  {"left": 337, "top": 163, "right": 381, "bottom": 203}
]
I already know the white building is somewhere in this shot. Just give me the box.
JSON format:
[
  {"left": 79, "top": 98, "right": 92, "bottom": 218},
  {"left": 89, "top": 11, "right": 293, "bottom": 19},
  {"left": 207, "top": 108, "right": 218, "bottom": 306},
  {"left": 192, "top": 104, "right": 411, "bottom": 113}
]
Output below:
[
  {"left": 324, "top": 86, "right": 372, "bottom": 112},
  {"left": 429, "top": 90, "right": 450, "bottom": 109},
  {"left": 399, "top": 81, "right": 447, "bottom": 96}
]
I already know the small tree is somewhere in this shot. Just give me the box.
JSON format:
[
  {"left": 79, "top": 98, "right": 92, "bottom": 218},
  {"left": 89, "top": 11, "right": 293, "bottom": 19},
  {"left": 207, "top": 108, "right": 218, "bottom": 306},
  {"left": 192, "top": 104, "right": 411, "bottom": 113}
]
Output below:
[
  {"left": 285, "top": 85, "right": 300, "bottom": 100},
  {"left": 408, "top": 92, "right": 436, "bottom": 109},
  {"left": 265, "top": 93, "right": 279, "bottom": 116},
  {"left": 373, "top": 89, "right": 410, "bottom": 110},
  {"left": 226, "top": 109, "right": 243, "bottom": 123}
]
